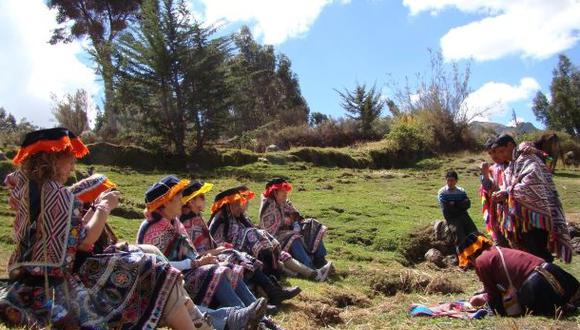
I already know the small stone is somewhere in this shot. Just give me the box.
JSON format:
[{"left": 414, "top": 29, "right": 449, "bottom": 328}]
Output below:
[
  {"left": 442, "top": 255, "right": 458, "bottom": 267},
  {"left": 425, "top": 248, "right": 445, "bottom": 267}
]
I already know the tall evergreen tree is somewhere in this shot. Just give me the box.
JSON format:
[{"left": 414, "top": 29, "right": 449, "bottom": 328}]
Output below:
[
  {"left": 532, "top": 91, "right": 550, "bottom": 126},
  {"left": 227, "top": 27, "right": 309, "bottom": 135},
  {"left": 117, "top": 0, "right": 189, "bottom": 156},
  {"left": 117, "top": 0, "right": 232, "bottom": 154},
  {"left": 276, "top": 55, "right": 310, "bottom": 126},
  {"left": 532, "top": 54, "right": 580, "bottom": 136},
  {"left": 184, "top": 23, "right": 232, "bottom": 150}
]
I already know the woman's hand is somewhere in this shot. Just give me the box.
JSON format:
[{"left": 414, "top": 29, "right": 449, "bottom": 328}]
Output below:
[
  {"left": 98, "top": 190, "right": 121, "bottom": 210},
  {"left": 79, "top": 190, "right": 121, "bottom": 251},
  {"left": 492, "top": 191, "right": 508, "bottom": 202},
  {"left": 197, "top": 255, "right": 218, "bottom": 266},
  {"left": 210, "top": 246, "right": 229, "bottom": 256},
  {"left": 469, "top": 293, "right": 487, "bottom": 307}
]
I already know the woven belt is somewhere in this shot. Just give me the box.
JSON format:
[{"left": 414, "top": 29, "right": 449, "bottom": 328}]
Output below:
[{"left": 534, "top": 263, "right": 565, "bottom": 297}]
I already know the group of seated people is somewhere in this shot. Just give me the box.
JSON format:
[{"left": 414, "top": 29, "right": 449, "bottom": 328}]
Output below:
[
  {"left": 438, "top": 134, "right": 579, "bottom": 317},
  {"left": 1, "top": 127, "right": 579, "bottom": 329},
  {"left": 0, "top": 128, "right": 332, "bottom": 329}
]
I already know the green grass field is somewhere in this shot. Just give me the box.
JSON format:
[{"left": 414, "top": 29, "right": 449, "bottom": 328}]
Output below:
[{"left": 0, "top": 152, "right": 579, "bottom": 329}]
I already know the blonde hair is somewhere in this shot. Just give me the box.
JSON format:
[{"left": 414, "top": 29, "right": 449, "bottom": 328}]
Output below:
[{"left": 20, "top": 151, "right": 72, "bottom": 184}]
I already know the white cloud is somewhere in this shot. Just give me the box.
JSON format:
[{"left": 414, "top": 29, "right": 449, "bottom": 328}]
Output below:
[
  {"left": 462, "top": 77, "right": 540, "bottom": 121},
  {"left": 0, "top": 0, "right": 98, "bottom": 128},
  {"left": 403, "top": 0, "right": 580, "bottom": 61},
  {"left": 192, "top": 0, "right": 350, "bottom": 44}
]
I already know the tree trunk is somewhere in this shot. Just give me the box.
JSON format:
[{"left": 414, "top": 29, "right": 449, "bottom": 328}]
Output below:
[{"left": 96, "top": 44, "right": 118, "bottom": 136}]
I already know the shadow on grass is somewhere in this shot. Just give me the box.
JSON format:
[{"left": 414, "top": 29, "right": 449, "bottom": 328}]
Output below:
[{"left": 555, "top": 171, "right": 580, "bottom": 179}]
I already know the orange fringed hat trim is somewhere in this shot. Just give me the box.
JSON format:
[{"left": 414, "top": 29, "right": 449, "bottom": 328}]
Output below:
[
  {"left": 76, "top": 178, "right": 117, "bottom": 203},
  {"left": 457, "top": 234, "right": 493, "bottom": 268},
  {"left": 13, "top": 135, "right": 89, "bottom": 165},
  {"left": 211, "top": 192, "right": 254, "bottom": 214},
  {"left": 240, "top": 190, "right": 255, "bottom": 201},
  {"left": 211, "top": 193, "right": 242, "bottom": 214},
  {"left": 146, "top": 179, "right": 190, "bottom": 212}
]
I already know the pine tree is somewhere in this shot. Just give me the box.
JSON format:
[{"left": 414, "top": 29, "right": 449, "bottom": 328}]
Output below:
[
  {"left": 183, "top": 22, "right": 232, "bottom": 150},
  {"left": 532, "top": 54, "right": 580, "bottom": 136},
  {"left": 336, "top": 83, "right": 384, "bottom": 138},
  {"left": 532, "top": 91, "right": 550, "bottom": 126},
  {"left": 227, "top": 27, "right": 309, "bottom": 135},
  {"left": 117, "top": 0, "right": 232, "bottom": 153},
  {"left": 117, "top": 0, "right": 190, "bottom": 156}
]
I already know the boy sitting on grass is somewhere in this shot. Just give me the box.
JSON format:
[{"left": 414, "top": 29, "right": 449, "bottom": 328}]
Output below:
[{"left": 437, "top": 170, "right": 478, "bottom": 251}]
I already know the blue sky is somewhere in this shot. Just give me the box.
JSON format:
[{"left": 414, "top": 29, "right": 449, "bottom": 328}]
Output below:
[{"left": 2, "top": 0, "right": 580, "bottom": 128}]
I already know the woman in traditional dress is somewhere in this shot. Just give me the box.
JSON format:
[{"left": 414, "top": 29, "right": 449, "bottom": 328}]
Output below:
[
  {"left": 67, "top": 173, "right": 271, "bottom": 330},
  {"left": 461, "top": 233, "right": 579, "bottom": 317},
  {"left": 209, "top": 186, "right": 332, "bottom": 281},
  {"left": 68, "top": 174, "right": 164, "bottom": 256},
  {"left": 259, "top": 178, "right": 331, "bottom": 271},
  {"left": 0, "top": 128, "right": 196, "bottom": 329},
  {"left": 180, "top": 181, "right": 301, "bottom": 305},
  {"left": 137, "top": 175, "right": 262, "bottom": 310}
]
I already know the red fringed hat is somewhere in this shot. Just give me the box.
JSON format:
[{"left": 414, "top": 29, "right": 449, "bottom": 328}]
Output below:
[
  {"left": 13, "top": 127, "right": 89, "bottom": 165},
  {"left": 263, "top": 178, "right": 292, "bottom": 198}
]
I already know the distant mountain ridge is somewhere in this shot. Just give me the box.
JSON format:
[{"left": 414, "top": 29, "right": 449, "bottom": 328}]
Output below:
[{"left": 469, "top": 121, "right": 539, "bottom": 137}]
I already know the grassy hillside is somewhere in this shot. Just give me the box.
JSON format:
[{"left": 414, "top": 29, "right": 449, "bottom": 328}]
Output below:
[{"left": 0, "top": 152, "right": 579, "bottom": 329}]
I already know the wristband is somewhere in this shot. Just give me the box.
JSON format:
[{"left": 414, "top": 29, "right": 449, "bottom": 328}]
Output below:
[{"left": 96, "top": 202, "right": 112, "bottom": 215}]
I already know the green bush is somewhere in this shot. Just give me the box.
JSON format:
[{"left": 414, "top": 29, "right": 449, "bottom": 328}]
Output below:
[
  {"left": 189, "top": 148, "right": 259, "bottom": 169},
  {"left": 220, "top": 149, "right": 259, "bottom": 167},
  {"left": 361, "top": 118, "right": 433, "bottom": 168},
  {"left": 0, "top": 160, "right": 15, "bottom": 184},
  {"left": 290, "top": 147, "right": 368, "bottom": 168},
  {"left": 386, "top": 122, "right": 426, "bottom": 153},
  {"left": 3, "top": 149, "right": 16, "bottom": 160},
  {"left": 82, "top": 142, "right": 181, "bottom": 170}
]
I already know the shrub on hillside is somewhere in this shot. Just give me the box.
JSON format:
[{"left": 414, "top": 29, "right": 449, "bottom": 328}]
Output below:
[
  {"left": 115, "top": 131, "right": 169, "bottom": 155},
  {"left": 231, "top": 117, "right": 389, "bottom": 151},
  {"left": 289, "top": 147, "right": 369, "bottom": 168},
  {"left": 385, "top": 118, "right": 428, "bottom": 153},
  {"left": 82, "top": 142, "right": 179, "bottom": 170},
  {"left": 220, "top": 149, "right": 259, "bottom": 167},
  {"left": 189, "top": 148, "right": 259, "bottom": 169},
  {"left": 276, "top": 120, "right": 363, "bottom": 148},
  {"left": 384, "top": 111, "right": 476, "bottom": 156}
]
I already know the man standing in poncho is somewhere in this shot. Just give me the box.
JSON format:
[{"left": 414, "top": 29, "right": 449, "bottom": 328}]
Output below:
[
  {"left": 479, "top": 139, "right": 510, "bottom": 247},
  {"left": 492, "top": 134, "right": 573, "bottom": 263}
]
